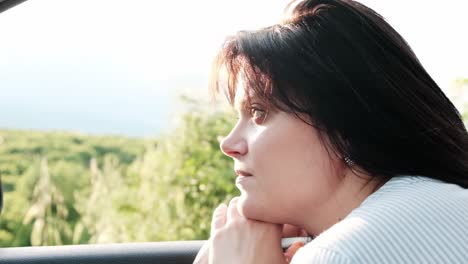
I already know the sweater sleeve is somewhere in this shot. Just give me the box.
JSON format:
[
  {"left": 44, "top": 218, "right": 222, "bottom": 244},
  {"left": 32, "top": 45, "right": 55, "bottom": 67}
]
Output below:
[{"left": 291, "top": 247, "right": 354, "bottom": 264}]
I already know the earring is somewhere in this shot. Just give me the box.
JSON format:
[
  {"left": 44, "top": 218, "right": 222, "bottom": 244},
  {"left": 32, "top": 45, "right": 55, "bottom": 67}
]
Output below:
[{"left": 343, "top": 156, "right": 354, "bottom": 166}]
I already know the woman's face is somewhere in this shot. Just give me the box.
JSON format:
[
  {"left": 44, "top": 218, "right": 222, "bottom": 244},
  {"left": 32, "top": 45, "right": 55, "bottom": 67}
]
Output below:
[{"left": 220, "top": 84, "right": 347, "bottom": 226}]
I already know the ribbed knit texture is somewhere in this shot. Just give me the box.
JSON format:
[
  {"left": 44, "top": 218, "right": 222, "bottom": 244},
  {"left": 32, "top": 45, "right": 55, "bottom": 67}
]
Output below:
[{"left": 292, "top": 176, "right": 468, "bottom": 263}]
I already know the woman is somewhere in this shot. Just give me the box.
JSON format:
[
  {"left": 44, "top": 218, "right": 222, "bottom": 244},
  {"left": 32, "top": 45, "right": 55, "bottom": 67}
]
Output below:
[{"left": 195, "top": 0, "right": 468, "bottom": 263}]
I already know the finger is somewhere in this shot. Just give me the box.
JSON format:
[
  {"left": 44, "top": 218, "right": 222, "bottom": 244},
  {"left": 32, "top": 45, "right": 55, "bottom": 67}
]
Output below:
[
  {"left": 193, "top": 240, "right": 210, "bottom": 264},
  {"left": 283, "top": 241, "right": 305, "bottom": 263},
  {"left": 211, "top": 203, "right": 227, "bottom": 234},
  {"left": 299, "top": 229, "right": 309, "bottom": 236},
  {"left": 282, "top": 224, "right": 301, "bottom": 237},
  {"left": 226, "top": 196, "right": 241, "bottom": 224},
  {"left": 282, "top": 224, "right": 308, "bottom": 238}
]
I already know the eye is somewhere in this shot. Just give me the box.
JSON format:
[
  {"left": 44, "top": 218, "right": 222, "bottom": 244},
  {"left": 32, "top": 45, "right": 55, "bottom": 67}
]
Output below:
[{"left": 249, "top": 106, "right": 267, "bottom": 124}]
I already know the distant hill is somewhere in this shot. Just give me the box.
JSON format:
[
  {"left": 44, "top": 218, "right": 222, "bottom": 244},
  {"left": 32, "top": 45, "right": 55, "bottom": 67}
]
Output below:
[{"left": 0, "top": 129, "right": 148, "bottom": 191}]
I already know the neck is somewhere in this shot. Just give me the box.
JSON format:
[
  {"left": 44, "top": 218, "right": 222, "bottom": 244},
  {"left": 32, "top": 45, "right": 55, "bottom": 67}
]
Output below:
[{"left": 303, "top": 170, "right": 386, "bottom": 237}]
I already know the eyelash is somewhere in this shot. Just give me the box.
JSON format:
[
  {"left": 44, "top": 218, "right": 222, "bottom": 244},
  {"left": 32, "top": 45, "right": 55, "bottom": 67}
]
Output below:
[
  {"left": 250, "top": 107, "right": 266, "bottom": 120},
  {"left": 235, "top": 105, "right": 268, "bottom": 124}
]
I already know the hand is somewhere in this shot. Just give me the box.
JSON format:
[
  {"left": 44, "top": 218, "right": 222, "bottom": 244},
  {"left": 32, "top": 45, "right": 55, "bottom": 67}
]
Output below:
[
  {"left": 193, "top": 200, "right": 309, "bottom": 264},
  {"left": 193, "top": 227, "right": 306, "bottom": 264},
  {"left": 208, "top": 197, "right": 286, "bottom": 264},
  {"left": 281, "top": 224, "right": 309, "bottom": 263},
  {"left": 193, "top": 202, "right": 227, "bottom": 264},
  {"left": 193, "top": 239, "right": 210, "bottom": 264},
  {"left": 283, "top": 241, "right": 305, "bottom": 263},
  {"left": 282, "top": 224, "right": 309, "bottom": 238}
]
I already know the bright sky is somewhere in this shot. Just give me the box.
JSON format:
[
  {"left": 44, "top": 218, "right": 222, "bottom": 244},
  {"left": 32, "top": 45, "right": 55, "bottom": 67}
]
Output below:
[{"left": 0, "top": 0, "right": 467, "bottom": 136}]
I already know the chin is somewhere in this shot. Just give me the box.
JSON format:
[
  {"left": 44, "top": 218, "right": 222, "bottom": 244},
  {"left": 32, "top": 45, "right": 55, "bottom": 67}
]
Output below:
[
  {"left": 237, "top": 193, "right": 275, "bottom": 222},
  {"left": 237, "top": 193, "right": 257, "bottom": 218}
]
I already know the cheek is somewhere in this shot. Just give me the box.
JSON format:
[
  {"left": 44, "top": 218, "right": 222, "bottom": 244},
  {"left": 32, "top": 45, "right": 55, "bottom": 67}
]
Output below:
[
  {"left": 239, "top": 123, "right": 343, "bottom": 221},
  {"left": 285, "top": 140, "right": 344, "bottom": 208},
  {"left": 254, "top": 124, "right": 334, "bottom": 189}
]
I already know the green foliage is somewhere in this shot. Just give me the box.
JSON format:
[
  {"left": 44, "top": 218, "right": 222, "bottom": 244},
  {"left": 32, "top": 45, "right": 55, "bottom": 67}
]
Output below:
[
  {"left": 72, "top": 100, "right": 238, "bottom": 243},
  {"left": 450, "top": 78, "right": 468, "bottom": 124},
  {"left": 0, "top": 130, "right": 146, "bottom": 246},
  {"left": 123, "top": 103, "right": 238, "bottom": 241},
  {"left": 23, "top": 158, "right": 71, "bottom": 246},
  {"left": 0, "top": 97, "right": 236, "bottom": 246}
]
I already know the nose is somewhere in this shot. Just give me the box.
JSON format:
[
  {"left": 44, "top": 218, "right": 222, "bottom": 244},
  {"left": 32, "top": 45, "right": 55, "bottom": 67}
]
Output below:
[{"left": 220, "top": 127, "right": 248, "bottom": 159}]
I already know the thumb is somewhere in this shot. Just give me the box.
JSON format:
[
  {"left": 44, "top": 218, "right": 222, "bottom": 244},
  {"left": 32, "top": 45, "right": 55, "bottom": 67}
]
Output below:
[{"left": 283, "top": 241, "right": 305, "bottom": 263}]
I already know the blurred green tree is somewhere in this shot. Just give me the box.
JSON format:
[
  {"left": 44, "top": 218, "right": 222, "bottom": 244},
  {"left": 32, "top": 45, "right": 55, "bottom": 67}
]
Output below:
[
  {"left": 450, "top": 78, "right": 468, "bottom": 123},
  {"left": 22, "top": 158, "right": 71, "bottom": 246}
]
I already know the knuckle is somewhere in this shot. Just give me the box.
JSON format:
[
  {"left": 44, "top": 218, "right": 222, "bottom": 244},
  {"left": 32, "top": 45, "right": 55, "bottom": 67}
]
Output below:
[
  {"left": 229, "top": 218, "right": 244, "bottom": 227},
  {"left": 211, "top": 228, "right": 227, "bottom": 242},
  {"left": 228, "top": 196, "right": 240, "bottom": 206}
]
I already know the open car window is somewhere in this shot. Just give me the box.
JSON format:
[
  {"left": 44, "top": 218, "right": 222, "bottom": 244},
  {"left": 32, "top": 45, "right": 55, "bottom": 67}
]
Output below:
[{"left": 0, "top": 0, "right": 467, "bottom": 264}]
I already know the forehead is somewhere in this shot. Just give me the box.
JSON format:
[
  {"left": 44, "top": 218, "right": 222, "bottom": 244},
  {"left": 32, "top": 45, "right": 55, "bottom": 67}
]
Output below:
[
  {"left": 233, "top": 80, "right": 247, "bottom": 109},
  {"left": 233, "top": 77, "right": 259, "bottom": 111},
  {"left": 227, "top": 68, "right": 270, "bottom": 111}
]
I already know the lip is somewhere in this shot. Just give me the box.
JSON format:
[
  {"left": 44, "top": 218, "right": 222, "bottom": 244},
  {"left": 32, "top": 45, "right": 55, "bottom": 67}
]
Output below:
[
  {"left": 235, "top": 175, "right": 252, "bottom": 186},
  {"left": 235, "top": 169, "right": 253, "bottom": 177},
  {"left": 234, "top": 169, "right": 253, "bottom": 188}
]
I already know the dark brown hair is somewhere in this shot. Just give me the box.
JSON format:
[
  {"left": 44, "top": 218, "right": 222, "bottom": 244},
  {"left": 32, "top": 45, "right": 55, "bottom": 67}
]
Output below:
[{"left": 210, "top": 0, "right": 468, "bottom": 188}]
